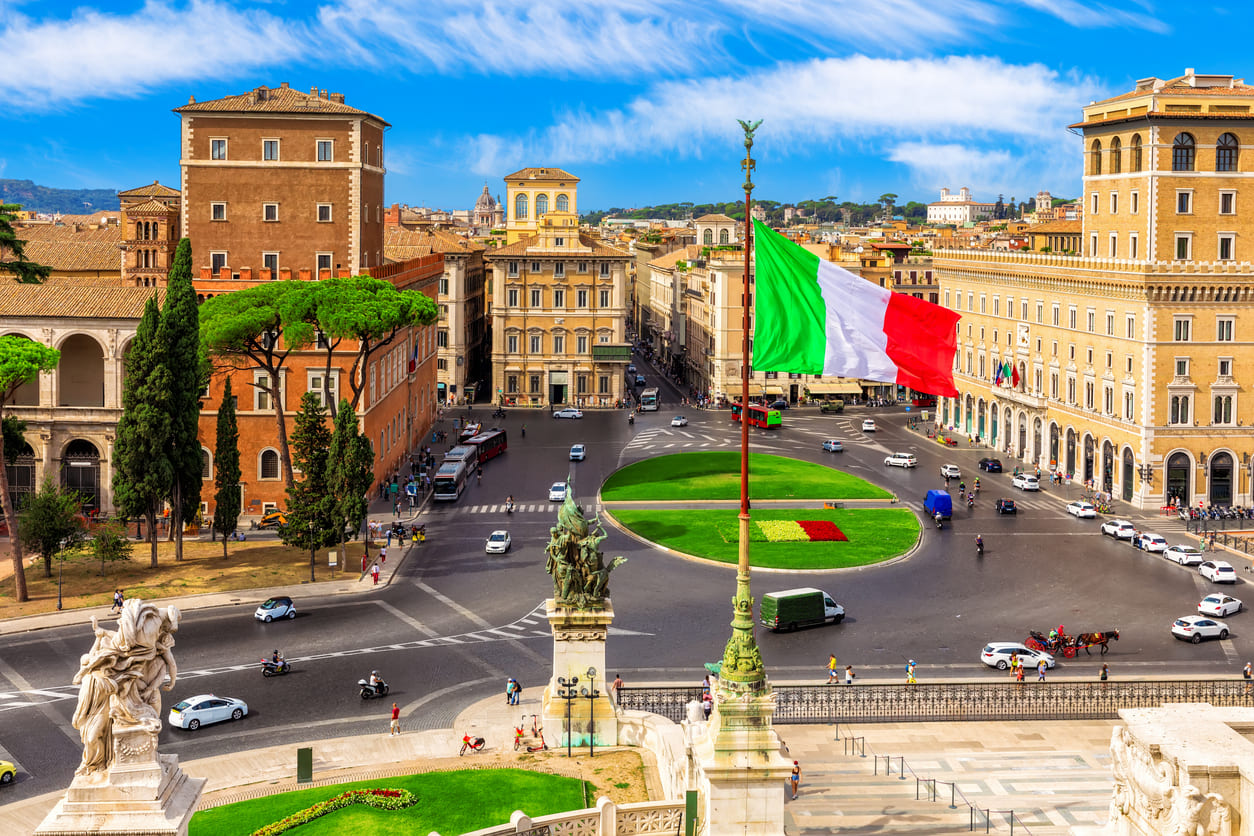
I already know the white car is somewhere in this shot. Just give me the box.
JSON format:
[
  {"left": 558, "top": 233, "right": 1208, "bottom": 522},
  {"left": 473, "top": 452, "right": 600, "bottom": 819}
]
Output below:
[
  {"left": 1200, "top": 560, "right": 1238, "bottom": 584},
  {"left": 940, "top": 464, "right": 961, "bottom": 479},
  {"left": 553, "top": 407, "right": 584, "bottom": 419},
  {"left": 168, "top": 694, "right": 248, "bottom": 730},
  {"left": 485, "top": 530, "right": 512, "bottom": 554},
  {"left": 1165, "top": 545, "right": 1205, "bottom": 566},
  {"left": 822, "top": 439, "right": 844, "bottom": 453},
  {"left": 1011, "top": 473, "right": 1040, "bottom": 491},
  {"left": 980, "top": 642, "right": 1055, "bottom": 671},
  {"left": 1135, "top": 532, "right": 1168, "bottom": 553},
  {"left": 254, "top": 596, "right": 296, "bottom": 622},
  {"left": 861, "top": 419, "right": 876, "bottom": 432},
  {"left": 671, "top": 416, "right": 688, "bottom": 427},
  {"left": 1100, "top": 519, "right": 1137, "bottom": 539},
  {"left": 1199, "top": 594, "right": 1243, "bottom": 617},
  {"left": 569, "top": 444, "right": 586, "bottom": 461},
  {"left": 549, "top": 482, "right": 567, "bottom": 502},
  {"left": 884, "top": 452, "right": 918, "bottom": 468},
  {"left": 1171, "top": 615, "right": 1230, "bottom": 643},
  {"left": 1066, "top": 501, "right": 1097, "bottom": 518}
]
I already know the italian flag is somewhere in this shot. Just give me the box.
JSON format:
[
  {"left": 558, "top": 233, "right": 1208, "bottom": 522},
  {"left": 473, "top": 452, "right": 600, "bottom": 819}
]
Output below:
[{"left": 751, "top": 220, "right": 961, "bottom": 397}]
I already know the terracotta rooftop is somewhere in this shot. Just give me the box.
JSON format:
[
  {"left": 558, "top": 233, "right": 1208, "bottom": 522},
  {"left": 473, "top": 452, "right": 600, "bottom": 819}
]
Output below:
[
  {"left": 1027, "top": 220, "right": 1083, "bottom": 234},
  {"left": 485, "top": 232, "right": 629, "bottom": 259},
  {"left": 4, "top": 223, "right": 122, "bottom": 273},
  {"left": 502, "top": 167, "right": 579, "bottom": 182},
  {"left": 383, "top": 227, "right": 484, "bottom": 261},
  {"left": 123, "top": 198, "right": 177, "bottom": 214},
  {"left": 695, "top": 214, "right": 736, "bottom": 223},
  {"left": 18, "top": 224, "right": 123, "bottom": 243},
  {"left": 647, "top": 245, "right": 703, "bottom": 271},
  {"left": 0, "top": 284, "right": 161, "bottom": 318},
  {"left": 118, "top": 181, "right": 180, "bottom": 198},
  {"left": 1097, "top": 73, "right": 1254, "bottom": 105},
  {"left": 175, "top": 84, "right": 390, "bottom": 126}
]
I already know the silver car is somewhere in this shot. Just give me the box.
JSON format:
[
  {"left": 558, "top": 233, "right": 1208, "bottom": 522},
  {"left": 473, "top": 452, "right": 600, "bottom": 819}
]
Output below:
[{"left": 168, "top": 694, "right": 248, "bottom": 730}]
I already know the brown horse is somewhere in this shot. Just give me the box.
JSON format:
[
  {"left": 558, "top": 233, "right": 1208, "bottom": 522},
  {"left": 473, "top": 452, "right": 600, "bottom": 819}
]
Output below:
[{"left": 1076, "top": 629, "right": 1119, "bottom": 655}]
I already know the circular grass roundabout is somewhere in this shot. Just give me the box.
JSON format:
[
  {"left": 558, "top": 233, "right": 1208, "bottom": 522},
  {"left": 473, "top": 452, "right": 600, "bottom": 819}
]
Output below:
[{"left": 602, "top": 452, "right": 919, "bottom": 571}]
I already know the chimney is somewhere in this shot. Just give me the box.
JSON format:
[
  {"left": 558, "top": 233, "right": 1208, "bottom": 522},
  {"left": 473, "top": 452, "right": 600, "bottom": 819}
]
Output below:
[
  {"left": 187, "top": 95, "right": 196, "bottom": 105},
  {"left": 310, "top": 86, "right": 318, "bottom": 95},
  {"left": 280, "top": 81, "right": 289, "bottom": 89},
  {"left": 330, "top": 92, "right": 345, "bottom": 104}
]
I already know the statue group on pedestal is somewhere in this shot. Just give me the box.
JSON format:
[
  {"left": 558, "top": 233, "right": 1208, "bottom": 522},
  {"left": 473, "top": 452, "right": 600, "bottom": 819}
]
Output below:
[
  {"left": 71, "top": 600, "right": 181, "bottom": 778},
  {"left": 545, "top": 484, "right": 626, "bottom": 609}
]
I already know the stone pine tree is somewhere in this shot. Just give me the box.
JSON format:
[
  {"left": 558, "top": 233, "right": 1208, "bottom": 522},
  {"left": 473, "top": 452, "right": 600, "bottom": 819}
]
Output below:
[
  {"left": 0, "top": 203, "right": 51, "bottom": 284},
  {"left": 112, "top": 296, "right": 173, "bottom": 568},
  {"left": 327, "top": 399, "right": 373, "bottom": 568},
  {"left": 212, "top": 377, "right": 241, "bottom": 558},
  {"left": 0, "top": 336, "right": 60, "bottom": 601},
  {"left": 160, "top": 238, "right": 204, "bottom": 561},
  {"left": 281, "top": 393, "right": 339, "bottom": 561}
]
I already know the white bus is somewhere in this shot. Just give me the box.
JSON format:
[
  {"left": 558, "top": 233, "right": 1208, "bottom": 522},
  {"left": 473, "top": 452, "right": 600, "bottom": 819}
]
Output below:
[
  {"left": 640, "top": 387, "right": 660, "bottom": 411},
  {"left": 433, "top": 459, "right": 471, "bottom": 501}
]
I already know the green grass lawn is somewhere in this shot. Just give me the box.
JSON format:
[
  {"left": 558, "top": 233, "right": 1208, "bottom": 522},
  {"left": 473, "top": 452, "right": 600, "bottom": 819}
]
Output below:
[
  {"left": 600, "top": 452, "right": 892, "bottom": 501},
  {"left": 610, "top": 508, "right": 919, "bottom": 569},
  {"left": 189, "top": 769, "right": 588, "bottom": 836}
]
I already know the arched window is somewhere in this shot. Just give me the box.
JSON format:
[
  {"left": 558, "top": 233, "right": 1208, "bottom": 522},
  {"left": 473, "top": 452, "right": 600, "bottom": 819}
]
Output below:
[
  {"left": 514, "top": 193, "right": 528, "bottom": 220},
  {"left": 1109, "top": 136, "right": 1122, "bottom": 173},
  {"left": 719, "top": 228, "right": 730, "bottom": 244},
  {"left": 1170, "top": 395, "right": 1191, "bottom": 425},
  {"left": 1172, "top": 133, "right": 1195, "bottom": 171},
  {"left": 1090, "top": 139, "right": 1102, "bottom": 175},
  {"left": 703, "top": 228, "right": 713, "bottom": 244},
  {"left": 201, "top": 448, "right": 212, "bottom": 479},
  {"left": 555, "top": 193, "right": 569, "bottom": 212},
  {"left": 1131, "top": 134, "right": 1143, "bottom": 171},
  {"left": 259, "top": 449, "right": 279, "bottom": 480},
  {"left": 136, "top": 222, "right": 144, "bottom": 240},
  {"left": 1217, "top": 133, "right": 1239, "bottom": 172},
  {"left": 535, "top": 193, "right": 549, "bottom": 217}
]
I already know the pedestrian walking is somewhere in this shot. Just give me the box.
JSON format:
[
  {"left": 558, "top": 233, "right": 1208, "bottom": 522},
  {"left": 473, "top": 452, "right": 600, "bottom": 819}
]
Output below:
[
  {"left": 371, "top": 563, "right": 380, "bottom": 585},
  {"left": 906, "top": 660, "right": 917, "bottom": 685},
  {"left": 505, "top": 677, "right": 516, "bottom": 705},
  {"left": 378, "top": 545, "right": 387, "bottom": 565},
  {"left": 788, "top": 761, "right": 801, "bottom": 800},
  {"left": 110, "top": 588, "right": 124, "bottom": 614},
  {"left": 389, "top": 702, "right": 400, "bottom": 736},
  {"left": 1100, "top": 663, "right": 1109, "bottom": 690},
  {"left": 612, "top": 674, "right": 624, "bottom": 703},
  {"left": 1009, "top": 652, "right": 1019, "bottom": 678},
  {"left": 1015, "top": 665, "right": 1025, "bottom": 684},
  {"left": 702, "top": 691, "right": 713, "bottom": 720},
  {"left": 827, "top": 653, "right": 839, "bottom": 684},
  {"left": 393, "top": 500, "right": 401, "bottom": 518},
  {"left": 1244, "top": 662, "right": 1252, "bottom": 694},
  {"left": 1037, "top": 659, "right": 1047, "bottom": 682},
  {"left": 844, "top": 665, "right": 855, "bottom": 685}
]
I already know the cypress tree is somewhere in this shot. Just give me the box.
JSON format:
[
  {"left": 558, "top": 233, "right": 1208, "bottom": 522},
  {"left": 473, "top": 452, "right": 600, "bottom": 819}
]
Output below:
[
  {"left": 212, "top": 377, "right": 241, "bottom": 558},
  {"left": 327, "top": 399, "right": 374, "bottom": 566},
  {"left": 161, "top": 238, "right": 203, "bottom": 560},
  {"left": 282, "top": 393, "right": 338, "bottom": 564},
  {"left": 112, "top": 296, "right": 172, "bottom": 568}
]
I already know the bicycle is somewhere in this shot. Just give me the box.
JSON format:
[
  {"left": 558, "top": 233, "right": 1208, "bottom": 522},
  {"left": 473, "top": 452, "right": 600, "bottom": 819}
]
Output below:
[{"left": 460, "top": 733, "right": 486, "bottom": 755}]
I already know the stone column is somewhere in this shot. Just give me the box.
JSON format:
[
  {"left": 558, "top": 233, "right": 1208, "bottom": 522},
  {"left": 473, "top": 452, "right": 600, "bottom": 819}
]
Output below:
[{"left": 542, "top": 599, "right": 618, "bottom": 751}]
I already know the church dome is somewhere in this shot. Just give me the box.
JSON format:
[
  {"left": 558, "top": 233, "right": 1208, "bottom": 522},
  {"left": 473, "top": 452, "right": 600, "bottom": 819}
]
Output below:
[{"left": 474, "top": 185, "right": 496, "bottom": 211}]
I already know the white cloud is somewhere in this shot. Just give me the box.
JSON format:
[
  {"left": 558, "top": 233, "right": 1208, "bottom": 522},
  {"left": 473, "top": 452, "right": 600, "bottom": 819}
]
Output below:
[
  {"left": 467, "top": 55, "right": 1104, "bottom": 176},
  {"left": 1014, "top": 0, "right": 1169, "bottom": 33},
  {"left": 0, "top": 0, "right": 306, "bottom": 110}
]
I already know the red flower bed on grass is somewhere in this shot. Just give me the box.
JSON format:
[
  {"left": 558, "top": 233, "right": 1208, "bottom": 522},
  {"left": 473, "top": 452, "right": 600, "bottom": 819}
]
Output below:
[{"left": 796, "top": 520, "right": 847, "bottom": 541}]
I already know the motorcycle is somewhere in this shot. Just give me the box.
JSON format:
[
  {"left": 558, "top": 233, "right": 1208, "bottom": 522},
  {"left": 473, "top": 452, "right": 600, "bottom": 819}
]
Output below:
[
  {"left": 976, "top": 539, "right": 984, "bottom": 557},
  {"left": 492, "top": 408, "right": 506, "bottom": 419},
  {"left": 261, "top": 653, "right": 290, "bottom": 677},
  {"left": 933, "top": 513, "right": 944, "bottom": 530},
  {"left": 506, "top": 500, "right": 515, "bottom": 514},
  {"left": 359, "top": 676, "right": 390, "bottom": 699},
  {"left": 628, "top": 414, "right": 634, "bottom": 425}
]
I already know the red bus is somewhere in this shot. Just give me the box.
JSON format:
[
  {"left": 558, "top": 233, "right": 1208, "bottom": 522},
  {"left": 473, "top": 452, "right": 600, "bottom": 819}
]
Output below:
[
  {"left": 911, "top": 395, "right": 937, "bottom": 408},
  {"left": 730, "top": 402, "right": 782, "bottom": 428},
  {"left": 465, "top": 429, "right": 508, "bottom": 463}
]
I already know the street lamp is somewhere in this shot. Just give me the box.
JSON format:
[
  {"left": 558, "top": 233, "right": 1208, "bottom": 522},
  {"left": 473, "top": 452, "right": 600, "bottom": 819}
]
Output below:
[
  {"left": 556, "top": 675, "right": 580, "bottom": 758},
  {"left": 308, "top": 520, "right": 316, "bottom": 583},
  {"left": 56, "top": 552, "right": 64, "bottom": 611},
  {"left": 582, "top": 666, "right": 600, "bottom": 758}
]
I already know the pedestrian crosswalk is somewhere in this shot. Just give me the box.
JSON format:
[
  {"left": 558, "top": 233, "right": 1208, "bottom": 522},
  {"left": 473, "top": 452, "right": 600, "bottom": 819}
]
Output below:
[{"left": 431, "top": 503, "right": 560, "bottom": 515}]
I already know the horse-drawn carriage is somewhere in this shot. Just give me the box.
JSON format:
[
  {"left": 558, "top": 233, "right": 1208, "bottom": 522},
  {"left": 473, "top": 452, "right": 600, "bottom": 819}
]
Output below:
[{"left": 1026, "top": 629, "right": 1119, "bottom": 657}]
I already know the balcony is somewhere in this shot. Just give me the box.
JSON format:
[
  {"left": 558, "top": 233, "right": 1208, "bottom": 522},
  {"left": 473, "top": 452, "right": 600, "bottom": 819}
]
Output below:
[{"left": 994, "top": 385, "right": 1047, "bottom": 410}]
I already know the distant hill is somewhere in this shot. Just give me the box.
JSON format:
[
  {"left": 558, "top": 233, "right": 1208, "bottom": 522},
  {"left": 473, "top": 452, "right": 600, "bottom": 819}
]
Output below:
[{"left": 0, "top": 179, "right": 119, "bottom": 214}]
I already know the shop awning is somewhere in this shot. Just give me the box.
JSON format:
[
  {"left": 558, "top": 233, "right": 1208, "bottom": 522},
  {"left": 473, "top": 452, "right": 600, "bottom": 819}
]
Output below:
[
  {"left": 806, "top": 382, "right": 863, "bottom": 395},
  {"left": 765, "top": 386, "right": 785, "bottom": 395},
  {"left": 733, "top": 384, "right": 766, "bottom": 397}
]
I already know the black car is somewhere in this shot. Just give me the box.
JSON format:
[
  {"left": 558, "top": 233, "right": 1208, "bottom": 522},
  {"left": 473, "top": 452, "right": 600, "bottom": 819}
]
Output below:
[
  {"left": 769, "top": 400, "right": 789, "bottom": 410},
  {"left": 995, "top": 498, "right": 1017, "bottom": 514},
  {"left": 979, "top": 458, "right": 1004, "bottom": 472}
]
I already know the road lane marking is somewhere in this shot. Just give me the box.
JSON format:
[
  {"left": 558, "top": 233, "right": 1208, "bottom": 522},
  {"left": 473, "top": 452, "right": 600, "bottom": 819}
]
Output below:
[{"left": 372, "top": 600, "right": 439, "bottom": 637}]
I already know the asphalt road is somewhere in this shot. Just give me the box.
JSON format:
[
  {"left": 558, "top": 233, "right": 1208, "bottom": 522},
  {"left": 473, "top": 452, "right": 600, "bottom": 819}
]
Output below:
[{"left": 1, "top": 356, "right": 1249, "bottom": 803}]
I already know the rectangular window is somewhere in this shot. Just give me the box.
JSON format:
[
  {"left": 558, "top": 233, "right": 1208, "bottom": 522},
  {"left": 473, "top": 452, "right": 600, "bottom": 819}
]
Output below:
[
  {"left": 979, "top": 294, "right": 986, "bottom": 314},
  {"left": 436, "top": 330, "right": 447, "bottom": 348},
  {"left": 1052, "top": 340, "right": 1058, "bottom": 356},
  {"left": 577, "top": 375, "right": 587, "bottom": 394},
  {"left": 944, "top": 291, "right": 950, "bottom": 307},
  {"left": 599, "top": 289, "right": 610, "bottom": 307},
  {"left": 1175, "top": 235, "right": 1191, "bottom": 260},
  {"left": 210, "top": 251, "right": 227, "bottom": 275},
  {"left": 529, "top": 375, "right": 541, "bottom": 393},
  {"left": 993, "top": 297, "right": 1000, "bottom": 317},
  {"left": 1052, "top": 304, "right": 1060, "bottom": 326},
  {"left": 211, "top": 202, "right": 226, "bottom": 221},
  {"left": 578, "top": 261, "right": 588, "bottom": 273},
  {"left": 577, "top": 290, "right": 588, "bottom": 308},
  {"left": 1067, "top": 377, "right": 1076, "bottom": 404},
  {"left": 1068, "top": 307, "right": 1077, "bottom": 329},
  {"left": 1085, "top": 381, "right": 1094, "bottom": 410},
  {"left": 1220, "top": 191, "right": 1236, "bottom": 215},
  {"left": 1109, "top": 192, "right": 1118, "bottom": 214},
  {"left": 263, "top": 252, "right": 279, "bottom": 276},
  {"left": 1106, "top": 351, "right": 1113, "bottom": 368},
  {"left": 1174, "top": 319, "right": 1191, "bottom": 342},
  {"left": 1126, "top": 314, "right": 1135, "bottom": 339},
  {"left": 598, "top": 375, "right": 609, "bottom": 393},
  {"left": 317, "top": 204, "right": 332, "bottom": 222},
  {"left": 530, "top": 261, "right": 540, "bottom": 273},
  {"left": 1090, "top": 233, "right": 1098, "bottom": 256},
  {"left": 1219, "top": 234, "right": 1235, "bottom": 261},
  {"left": 600, "top": 263, "right": 610, "bottom": 277},
  {"left": 507, "top": 335, "right": 518, "bottom": 353},
  {"left": 553, "top": 289, "right": 565, "bottom": 307},
  {"left": 1050, "top": 373, "right": 1059, "bottom": 399},
  {"left": 316, "top": 253, "right": 332, "bottom": 273},
  {"left": 507, "top": 288, "right": 519, "bottom": 307},
  {"left": 263, "top": 203, "right": 278, "bottom": 222},
  {"left": 1130, "top": 191, "right": 1139, "bottom": 214},
  {"left": 1104, "top": 387, "right": 1113, "bottom": 414},
  {"left": 1090, "top": 193, "right": 1098, "bottom": 215},
  {"left": 308, "top": 372, "right": 337, "bottom": 408},
  {"left": 1109, "top": 233, "right": 1117, "bottom": 258},
  {"left": 263, "top": 139, "right": 279, "bottom": 161},
  {"left": 439, "top": 278, "right": 449, "bottom": 295},
  {"left": 1125, "top": 392, "right": 1134, "bottom": 419},
  {"left": 508, "top": 261, "right": 519, "bottom": 277},
  {"left": 1176, "top": 358, "right": 1189, "bottom": 377},
  {"left": 210, "top": 138, "right": 227, "bottom": 160},
  {"left": 317, "top": 140, "right": 333, "bottom": 162},
  {"left": 555, "top": 237, "right": 564, "bottom": 247},
  {"left": 1176, "top": 191, "right": 1192, "bottom": 214},
  {"left": 506, "top": 374, "right": 518, "bottom": 394},
  {"left": 577, "top": 335, "right": 588, "bottom": 354},
  {"left": 1129, "top": 233, "right": 1139, "bottom": 259},
  {"left": 529, "top": 335, "right": 541, "bottom": 353},
  {"left": 553, "top": 335, "right": 565, "bottom": 354},
  {"left": 1126, "top": 356, "right": 1133, "bottom": 373},
  {"left": 553, "top": 262, "right": 565, "bottom": 278},
  {"left": 1219, "top": 358, "right": 1233, "bottom": 377},
  {"left": 1217, "top": 318, "right": 1235, "bottom": 341}
]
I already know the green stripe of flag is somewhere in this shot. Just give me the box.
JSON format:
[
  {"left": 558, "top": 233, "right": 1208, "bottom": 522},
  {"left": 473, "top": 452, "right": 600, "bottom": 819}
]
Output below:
[{"left": 751, "top": 219, "right": 828, "bottom": 374}]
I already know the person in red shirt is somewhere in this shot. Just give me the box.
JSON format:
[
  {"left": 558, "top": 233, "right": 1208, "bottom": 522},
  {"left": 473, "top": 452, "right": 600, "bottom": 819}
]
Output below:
[{"left": 389, "top": 702, "right": 400, "bottom": 736}]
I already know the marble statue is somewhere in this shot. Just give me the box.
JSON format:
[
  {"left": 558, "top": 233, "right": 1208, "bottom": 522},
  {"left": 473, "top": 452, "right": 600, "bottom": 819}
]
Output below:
[
  {"left": 71, "top": 600, "right": 180, "bottom": 778},
  {"left": 544, "top": 483, "right": 626, "bottom": 609}
]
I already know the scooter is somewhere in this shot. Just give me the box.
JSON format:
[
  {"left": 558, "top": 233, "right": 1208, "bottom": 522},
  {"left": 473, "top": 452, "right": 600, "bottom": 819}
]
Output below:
[
  {"left": 261, "top": 653, "right": 291, "bottom": 677},
  {"left": 628, "top": 413, "right": 634, "bottom": 425},
  {"left": 359, "top": 677, "right": 390, "bottom": 699},
  {"left": 934, "top": 514, "right": 944, "bottom": 530},
  {"left": 506, "top": 500, "right": 515, "bottom": 514},
  {"left": 976, "top": 538, "right": 984, "bottom": 557}
]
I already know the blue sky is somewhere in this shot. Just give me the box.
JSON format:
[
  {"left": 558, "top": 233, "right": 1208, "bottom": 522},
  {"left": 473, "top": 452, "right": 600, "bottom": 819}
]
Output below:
[{"left": 0, "top": 1, "right": 1239, "bottom": 212}]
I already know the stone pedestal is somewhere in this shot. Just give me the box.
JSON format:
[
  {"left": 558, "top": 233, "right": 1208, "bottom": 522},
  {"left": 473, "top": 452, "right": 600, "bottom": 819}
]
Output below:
[
  {"left": 542, "top": 599, "right": 618, "bottom": 751},
  {"left": 695, "top": 676, "right": 793, "bottom": 836},
  {"left": 36, "top": 722, "right": 205, "bottom": 836}
]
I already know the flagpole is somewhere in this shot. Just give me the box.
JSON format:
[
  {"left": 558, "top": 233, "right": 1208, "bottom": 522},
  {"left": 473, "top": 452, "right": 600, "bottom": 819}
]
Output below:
[{"left": 717, "top": 119, "right": 766, "bottom": 689}]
